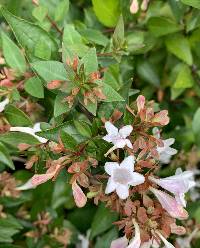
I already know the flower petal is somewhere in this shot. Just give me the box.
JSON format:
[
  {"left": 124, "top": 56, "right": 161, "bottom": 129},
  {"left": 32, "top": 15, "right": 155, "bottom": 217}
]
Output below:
[
  {"left": 119, "top": 125, "right": 133, "bottom": 138},
  {"left": 103, "top": 134, "right": 113, "bottom": 142},
  {"left": 105, "top": 178, "right": 116, "bottom": 194},
  {"left": 116, "top": 184, "right": 129, "bottom": 199},
  {"left": 16, "top": 179, "right": 36, "bottom": 190},
  {"left": 125, "top": 139, "right": 133, "bottom": 149},
  {"left": 0, "top": 98, "right": 9, "bottom": 112},
  {"left": 105, "top": 121, "right": 118, "bottom": 136},
  {"left": 114, "top": 139, "right": 127, "bottom": 148},
  {"left": 150, "top": 187, "right": 188, "bottom": 220},
  {"left": 110, "top": 236, "right": 128, "bottom": 248},
  {"left": 105, "top": 162, "right": 119, "bottom": 175},
  {"left": 164, "top": 138, "right": 175, "bottom": 146},
  {"left": 127, "top": 220, "right": 141, "bottom": 248},
  {"left": 129, "top": 172, "right": 145, "bottom": 186},
  {"left": 120, "top": 156, "right": 135, "bottom": 171},
  {"left": 155, "top": 231, "right": 175, "bottom": 248}
]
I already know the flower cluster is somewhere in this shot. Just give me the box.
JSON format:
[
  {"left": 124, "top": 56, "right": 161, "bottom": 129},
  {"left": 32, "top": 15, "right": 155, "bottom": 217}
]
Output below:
[{"left": 15, "top": 95, "right": 196, "bottom": 248}]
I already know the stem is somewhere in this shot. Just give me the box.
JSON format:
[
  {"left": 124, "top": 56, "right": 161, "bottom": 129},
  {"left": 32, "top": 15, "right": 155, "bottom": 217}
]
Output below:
[
  {"left": 97, "top": 52, "right": 113, "bottom": 57},
  {"left": 32, "top": 1, "right": 63, "bottom": 35}
]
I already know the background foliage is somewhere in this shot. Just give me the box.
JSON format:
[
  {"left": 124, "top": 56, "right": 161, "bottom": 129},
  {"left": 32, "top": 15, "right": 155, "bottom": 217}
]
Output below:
[{"left": 0, "top": 0, "right": 200, "bottom": 247}]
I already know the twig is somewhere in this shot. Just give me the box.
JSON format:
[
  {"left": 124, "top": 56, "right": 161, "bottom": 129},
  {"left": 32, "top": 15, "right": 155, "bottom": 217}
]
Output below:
[{"left": 32, "top": 0, "right": 63, "bottom": 35}]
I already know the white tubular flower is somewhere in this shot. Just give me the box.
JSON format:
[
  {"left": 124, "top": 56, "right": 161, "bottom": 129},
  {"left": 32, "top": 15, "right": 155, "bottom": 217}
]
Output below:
[
  {"left": 155, "top": 230, "right": 175, "bottom": 248},
  {"left": 140, "top": 238, "right": 160, "bottom": 248},
  {"left": 10, "top": 123, "right": 48, "bottom": 143},
  {"left": 153, "top": 127, "right": 177, "bottom": 164},
  {"left": 149, "top": 168, "right": 196, "bottom": 207},
  {"left": 149, "top": 187, "right": 188, "bottom": 220},
  {"left": 103, "top": 121, "right": 133, "bottom": 157},
  {"left": 127, "top": 220, "right": 141, "bottom": 248},
  {"left": 0, "top": 98, "right": 9, "bottom": 112},
  {"left": 76, "top": 230, "right": 90, "bottom": 248},
  {"left": 110, "top": 236, "right": 128, "bottom": 248},
  {"left": 110, "top": 220, "right": 141, "bottom": 248},
  {"left": 176, "top": 227, "right": 199, "bottom": 248},
  {"left": 105, "top": 156, "right": 145, "bottom": 199}
]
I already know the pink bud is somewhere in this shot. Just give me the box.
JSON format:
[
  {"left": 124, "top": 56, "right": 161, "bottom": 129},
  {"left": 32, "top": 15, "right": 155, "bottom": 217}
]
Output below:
[
  {"left": 152, "top": 110, "right": 169, "bottom": 126},
  {"left": 149, "top": 187, "right": 188, "bottom": 220},
  {"left": 136, "top": 95, "right": 145, "bottom": 113},
  {"left": 130, "top": 0, "right": 139, "bottom": 14},
  {"left": 72, "top": 181, "right": 87, "bottom": 208}
]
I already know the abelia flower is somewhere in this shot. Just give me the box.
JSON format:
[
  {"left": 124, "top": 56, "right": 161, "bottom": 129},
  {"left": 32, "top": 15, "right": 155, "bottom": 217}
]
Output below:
[
  {"left": 149, "top": 168, "right": 196, "bottom": 207},
  {"left": 0, "top": 98, "right": 9, "bottom": 112},
  {"left": 105, "top": 156, "right": 145, "bottom": 199},
  {"left": 72, "top": 181, "right": 87, "bottom": 208},
  {"left": 140, "top": 238, "right": 160, "bottom": 248},
  {"left": 130, "top": 0, "right": 139, "bottom": 14},
  {"left": 110, "top": 236, "right": 128, "bottom": 248},
  {"left": 153, "top": 128, "right": 177, "bottom": 164},
  {"left": 103, "top": 121, "right": 133, "bottom": 156},
  {"left": 176, "top": 227, "right": 199, "bottom": 248},
  {"left": 155, "top": 230, "right": 175, "bottom": 248},
  {"left": 149, "top": 187, "right": 188, "bottom": 220},
  {"left": 10, "top": 123, "right": 48, "bottom": 143},
  {"left": 17, "top": 164, "right": 62, "bottom": 190},
  {"left": 76, "top": 230, "right": 90, "bottom": 248},
  {"left": 110, "top": 220, "right": 141, "bottom": 248}
]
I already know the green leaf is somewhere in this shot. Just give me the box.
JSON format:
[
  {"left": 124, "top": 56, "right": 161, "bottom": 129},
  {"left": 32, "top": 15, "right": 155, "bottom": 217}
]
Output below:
[
  {"left": 81, "top": 100, "right": 97, "bottom": 116},
  {"left": 99, "top": 82, "right": 124, "bottom": 102},
  {"left": 0, "top": 142, "right": 15, "bottom": 169},
  {"left": 36, "top": 121, "right": 86, "bottom": 143},
  {"left": 60, "top": 130, "right": 78, "bottom": 150},
  {"left": 54, "top": 93, "right": 70, "bottom": 117},
  {"left": 173, "top": 64, "right": 194, "bottom": 89},
  {"left": 63, "top": 24, "right": 88, "bottom": 57},
  {"left": 54, "top": 0, "right": 69, "bottom": 22},
  {"left": 4, "top": 104, "right": 32, "bottom": 126},
  {"left": 192, "top": 108, "right": 200, "bottom": 146},
  {"left": 147, "top": 17, "right": 182, "bottom": 37},
  {"left": 32, "top": 5, "right": 48, "bottom": 22},
  {"left": 81, "top": 47, "right": 98, "bottom": 75},
  {"left": 165, "top": 34, "right": 193, "bottom": 65},
  {"left": 31, "top": 61, "right": 67, "bottom": 82},
  {"left": 1, "top": 31, "right": 26, "bottom": 74},
  {"left": 90, "top": 203, "right": 118, "bottom": 239},
  {"left": 79, "top": 28, "right": 109, "bottom": 46},
  {"left": 0, "top": 216, "right": 22, "bottom": 243},
  {"left": 74, "top": 120, "right": 92, "bottom": 138},
  {"left": 0, "top": 7, "right": 58, "bottom": 59},
  {"left": 181, "top": 0, "right": 200, "bottom": 9},
  {"left": 113, "top": 15, "right": 124, "bottom": 48},
  {"left": 192, "top": 108, "right": 200, "bottom": 134},
  {"left": 95, "top": 227, "right": 118, "bottom": 248},
  {"left": 24, "top": 77, "right": 44, "bottom": 98},
  {"left": 137, "top": 61, "right": 160, "bottom": 86},
  {"left": 92, "top": 0, "right": 121, "bottom": 27},
  {"left": 0, "top": 132, "right": 40, "bottom": 146},
  {"left": 34, "top": 39, "right": 51, "bottom": 60}
]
